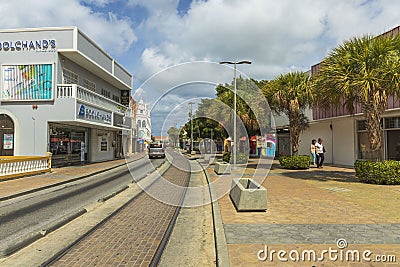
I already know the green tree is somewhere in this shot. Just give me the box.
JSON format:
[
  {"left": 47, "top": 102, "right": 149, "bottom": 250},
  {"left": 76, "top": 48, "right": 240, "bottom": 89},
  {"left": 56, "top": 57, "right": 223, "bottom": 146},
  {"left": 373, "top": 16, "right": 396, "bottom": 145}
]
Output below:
[
  {"left": 314, "top": 34, "right": 400, "bottom": 160},
  {"left": 194, "top": 98, "right": 228, "bottom": 140},
  {"left": 263, "top": 71, "right": 313, "bottom": 155},
  {"left": 216, "top": 77, "right": 264, "bottom": 137},
  {"left": 167, "top": 126, "right": 179, "bottom": 146}
]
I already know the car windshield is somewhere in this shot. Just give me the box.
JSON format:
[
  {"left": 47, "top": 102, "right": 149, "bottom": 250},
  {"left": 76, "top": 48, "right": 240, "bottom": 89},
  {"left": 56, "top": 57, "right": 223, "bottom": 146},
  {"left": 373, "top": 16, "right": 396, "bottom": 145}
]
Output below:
[{"left": 150, "top": 143, "right": 162, "bottom": 148}]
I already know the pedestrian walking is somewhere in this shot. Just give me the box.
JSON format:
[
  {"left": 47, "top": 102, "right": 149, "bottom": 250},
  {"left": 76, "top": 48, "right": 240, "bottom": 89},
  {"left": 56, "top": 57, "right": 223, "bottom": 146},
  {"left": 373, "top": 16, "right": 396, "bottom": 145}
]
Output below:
[
  {"left": 310, "top": 139, "right": 317, "bottom": 166},
  {"left": 315, "top": 138, "right": 325, "bottom": 168}
]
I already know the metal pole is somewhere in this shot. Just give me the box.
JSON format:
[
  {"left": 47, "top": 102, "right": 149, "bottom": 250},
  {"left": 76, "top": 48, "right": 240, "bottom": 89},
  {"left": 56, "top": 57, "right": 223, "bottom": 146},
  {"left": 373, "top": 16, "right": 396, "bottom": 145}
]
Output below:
[
  {"left": 233, "top": 62, "right": 237, "bottom": 168},
  {"left": 211, "top": 128, "right": 213, "bottom": 154},
  {"left": 32, "top": 117, "right": 36, "bottom": 155},
  {"left": 189, "top": 102, "right": 194, "bottom": 153},
  {"left": 219, "top": 60, "right": 251, "bottom": 168}
]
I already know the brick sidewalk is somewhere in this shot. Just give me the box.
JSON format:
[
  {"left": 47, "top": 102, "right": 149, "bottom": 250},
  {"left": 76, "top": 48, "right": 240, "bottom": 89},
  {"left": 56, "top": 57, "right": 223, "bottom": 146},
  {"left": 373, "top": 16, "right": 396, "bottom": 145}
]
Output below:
[
  {"left": 0, "top": 153, "right": 146, "bottom": 200},
  {"left": 208, "top": 159, "right": 400, "bottom": 266}
]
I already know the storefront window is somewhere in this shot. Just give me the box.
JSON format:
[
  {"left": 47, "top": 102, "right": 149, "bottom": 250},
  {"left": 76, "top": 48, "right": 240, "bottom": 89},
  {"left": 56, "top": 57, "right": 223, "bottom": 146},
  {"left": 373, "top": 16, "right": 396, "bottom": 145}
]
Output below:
[
  {"left": 357, "top": 131, "right": 371, "bottom": 159},
  {"left": 384, "top": 117, "right": 400, "bottom": 129},
  {"left": 387, "top": 130, "right": 400, "bottom": 160},
  {"left": 357, "top": 120, "right": 384, "bottom": 160},
  {"left": 49, "top": 124, "right": 87, "bottom": 166},
  {"left": 0, "top": 114, "right": 14, "bottom": 156}
]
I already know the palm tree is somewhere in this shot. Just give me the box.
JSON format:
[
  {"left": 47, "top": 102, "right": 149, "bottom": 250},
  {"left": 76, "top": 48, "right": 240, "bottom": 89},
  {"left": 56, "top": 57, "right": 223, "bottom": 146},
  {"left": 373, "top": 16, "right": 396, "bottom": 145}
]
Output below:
[
  {"left": 263, "top": 71, "right": 313, "bottom": 155},
  {"left": 314, "top": 33, "right": 400, "bottom": 160}
]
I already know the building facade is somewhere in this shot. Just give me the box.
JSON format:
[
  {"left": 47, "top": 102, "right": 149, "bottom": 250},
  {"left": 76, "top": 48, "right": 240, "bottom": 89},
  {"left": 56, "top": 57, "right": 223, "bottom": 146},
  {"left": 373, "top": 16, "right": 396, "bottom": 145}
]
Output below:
[
  {"left": 0, "top": 27, "right": 133, "bottom": 166},
  {"left": 298, "top": 25, "right": 400, "bottom": 166},
  {"left": 129, "top": 96, "right": 139, "bottom": 153},
  {"left": 136, "top": 99, "right": 151, "bottom": 150}
]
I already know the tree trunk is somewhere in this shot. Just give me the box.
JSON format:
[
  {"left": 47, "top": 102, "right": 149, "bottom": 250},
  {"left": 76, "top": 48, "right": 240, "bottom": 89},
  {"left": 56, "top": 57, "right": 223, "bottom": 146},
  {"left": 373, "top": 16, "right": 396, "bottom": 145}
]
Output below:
[
  {"left": 290, "top": 127, "right": 300, "bottom": 156},
  {"left": 289, "top": 113, "right": 301, "bottom": 156},
  {"left": 363, "top": 92, "right": 387, "bottom": 161}
]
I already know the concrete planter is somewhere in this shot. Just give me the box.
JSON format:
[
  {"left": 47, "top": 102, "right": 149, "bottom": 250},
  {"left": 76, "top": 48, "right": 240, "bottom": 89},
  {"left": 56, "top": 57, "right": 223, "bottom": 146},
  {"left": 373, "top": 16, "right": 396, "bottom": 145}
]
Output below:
[
  {"left": 209, "top": 157, "right": 217, "bottom": 165},
  {"left": 230, "top": 178, "right": 267, "bottom": 211},
  {"left": 214, "top": 162, "right": 231, "bottom": 174}
]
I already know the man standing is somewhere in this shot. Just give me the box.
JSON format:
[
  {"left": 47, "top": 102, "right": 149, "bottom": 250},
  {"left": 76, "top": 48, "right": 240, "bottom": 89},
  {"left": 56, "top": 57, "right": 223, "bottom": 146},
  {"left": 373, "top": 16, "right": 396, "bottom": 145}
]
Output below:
[{"left": 315, "top": 138, "right": 325, "bottom": 168}]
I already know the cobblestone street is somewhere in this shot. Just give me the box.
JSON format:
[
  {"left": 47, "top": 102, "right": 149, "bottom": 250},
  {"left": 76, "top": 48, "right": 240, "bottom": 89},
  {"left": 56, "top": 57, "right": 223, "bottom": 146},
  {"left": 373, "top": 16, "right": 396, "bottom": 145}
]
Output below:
[{"left": 49, "top": 154, "right": 190, "bottom": 267}]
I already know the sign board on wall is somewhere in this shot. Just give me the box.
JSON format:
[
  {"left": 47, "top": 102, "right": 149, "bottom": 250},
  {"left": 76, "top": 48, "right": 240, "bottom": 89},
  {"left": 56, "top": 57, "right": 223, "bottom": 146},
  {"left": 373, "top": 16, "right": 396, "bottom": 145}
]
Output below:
[
  {"left": 120, "top": 90, "right": 129, "bottom": 106},
  {"left": 99, "top": 136, "right": 108, "bottom": 152},
  {"left": 1, "top": 64, "right": 53, "bottom": 101},
  {"left": 77, "top": 103, "right": 112, "bottom": 125},
  {"left": 0, "top": 39, "right": 56, "bottom": 52},
  {"left": 3, "top": 134, "right": 13, "bottom": 149}
]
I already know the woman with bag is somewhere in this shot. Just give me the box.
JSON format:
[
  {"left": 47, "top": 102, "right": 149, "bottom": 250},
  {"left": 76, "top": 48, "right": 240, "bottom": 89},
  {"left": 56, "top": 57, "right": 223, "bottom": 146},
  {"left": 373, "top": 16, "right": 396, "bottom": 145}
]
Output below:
[{"left": 310, "top": 139, "right": 317, "bottom": 166}]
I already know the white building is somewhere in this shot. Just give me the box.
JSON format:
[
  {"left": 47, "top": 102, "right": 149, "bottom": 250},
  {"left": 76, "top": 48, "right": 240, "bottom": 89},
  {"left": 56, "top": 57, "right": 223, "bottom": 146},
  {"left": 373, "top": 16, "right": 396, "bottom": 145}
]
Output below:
[
  {"left": 0, "top": 27, "right": 133, "bottom": 166},
  {"left": 298, "top": 25, "right": 400, "bottom": 167},
  {"left": 136, "top": 99, "right": 151, "bottom": 148}
]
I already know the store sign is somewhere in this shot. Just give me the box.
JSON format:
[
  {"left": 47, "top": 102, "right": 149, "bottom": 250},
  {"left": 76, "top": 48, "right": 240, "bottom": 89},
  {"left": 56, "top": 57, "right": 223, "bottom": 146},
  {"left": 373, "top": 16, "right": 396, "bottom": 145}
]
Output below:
[
  {"left": 3, "top": 134, "right": 13, "bottom": 149},
  {"left": 77, "top": 103, "right": 112, "bottom": 125},
  {"left": 0, "top": 39, "right": 56, "bottom": 52},
  {"left": 121, "top": 90, "right": 129, "bottom": 106},
  {"left": 100, "top": 136, "right": 108, "bottom": 151},
  {"left": 2, "top": 64, "right": 53, "bottom": 100}
]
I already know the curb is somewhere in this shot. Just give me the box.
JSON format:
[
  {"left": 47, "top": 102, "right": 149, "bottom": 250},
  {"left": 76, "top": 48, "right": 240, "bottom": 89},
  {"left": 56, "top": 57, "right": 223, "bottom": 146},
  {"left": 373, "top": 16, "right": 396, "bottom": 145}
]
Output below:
[
  {"left": 0, "top": 154, "right": 147, "bottom": 202},
  {"left": 97, "top": 185, "right": 129, "bottom": 203},
  {"left": 0, "top": 208, "right": 87, "bottom": 257},
  {"left": 198, "top": 160, "right": 230, "bottom": 267}
]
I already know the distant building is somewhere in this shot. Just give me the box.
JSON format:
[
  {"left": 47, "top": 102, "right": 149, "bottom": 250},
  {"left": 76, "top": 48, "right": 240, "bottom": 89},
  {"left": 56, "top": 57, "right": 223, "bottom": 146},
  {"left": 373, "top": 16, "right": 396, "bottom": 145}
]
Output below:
[
  {"left": 129, "top": 96, "right": 139, "bottom": 152},
  {"left": 153, "top": 135, "right": 169, "bottom": 143},
  {"left": 136, "top": 99, "right": 151, "bottom": 149},
  {"left": 0, "top": 27, "right": 132, "bottom": 166}
]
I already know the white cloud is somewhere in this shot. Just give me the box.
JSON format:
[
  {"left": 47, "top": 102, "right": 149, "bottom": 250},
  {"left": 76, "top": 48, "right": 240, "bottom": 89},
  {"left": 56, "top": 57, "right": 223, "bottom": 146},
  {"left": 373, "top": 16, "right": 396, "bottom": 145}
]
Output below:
[
  {"left": 0, "top": 0, "right": 136, "bottom": 56},
  {"left": 137, "top": 0, "right": 400, "bottom": 81}
]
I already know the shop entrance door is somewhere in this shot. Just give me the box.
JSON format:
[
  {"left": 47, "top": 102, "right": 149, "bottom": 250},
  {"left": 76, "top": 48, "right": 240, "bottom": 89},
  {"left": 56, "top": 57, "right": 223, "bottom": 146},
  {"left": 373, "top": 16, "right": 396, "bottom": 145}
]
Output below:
[
  {"left": 0, "top": 114, "right": 15, "bottom": 156},
  {"left": 50, "top": 127, "right": 86, "bottom": 166}
]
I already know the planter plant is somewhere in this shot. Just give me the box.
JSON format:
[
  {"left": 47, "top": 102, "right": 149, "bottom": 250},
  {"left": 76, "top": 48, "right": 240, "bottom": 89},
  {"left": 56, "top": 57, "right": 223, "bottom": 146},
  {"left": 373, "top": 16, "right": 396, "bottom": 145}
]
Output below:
[
  {"left": 354, "top": 160, "right": 400, "bottom": 185},
  {"left": 279, "top": 155, "right": 311, "bottom": 169}
]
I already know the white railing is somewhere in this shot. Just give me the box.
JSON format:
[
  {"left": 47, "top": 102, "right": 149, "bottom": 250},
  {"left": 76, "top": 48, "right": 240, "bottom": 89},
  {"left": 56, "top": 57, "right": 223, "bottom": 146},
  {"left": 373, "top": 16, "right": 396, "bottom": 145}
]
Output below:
[
  {"left": 57, "top": 84, "right": 76, "bottom": 98},
  {"left": 56, "top": 84, "right": 126, "bottom": 114},
  {"left": 0, "top": 156, "right": 52, "bottom": 179}
]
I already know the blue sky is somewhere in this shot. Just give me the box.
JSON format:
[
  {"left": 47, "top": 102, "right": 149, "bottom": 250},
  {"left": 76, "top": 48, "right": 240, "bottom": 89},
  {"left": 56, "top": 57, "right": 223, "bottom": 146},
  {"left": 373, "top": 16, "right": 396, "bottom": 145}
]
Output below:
[{"left": 1, "top": 0, "right": 399, "bottom": 135}]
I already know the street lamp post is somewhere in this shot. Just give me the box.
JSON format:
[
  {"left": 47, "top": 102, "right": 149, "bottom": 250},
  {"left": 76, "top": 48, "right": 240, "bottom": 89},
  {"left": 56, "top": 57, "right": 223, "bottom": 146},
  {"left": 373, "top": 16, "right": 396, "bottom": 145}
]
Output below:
[
  {"left": 188, "top": 101, "right": 195, "bottom": 153},
  {"left": 219, "top": 60, "right": 251, "bottom": 168}
]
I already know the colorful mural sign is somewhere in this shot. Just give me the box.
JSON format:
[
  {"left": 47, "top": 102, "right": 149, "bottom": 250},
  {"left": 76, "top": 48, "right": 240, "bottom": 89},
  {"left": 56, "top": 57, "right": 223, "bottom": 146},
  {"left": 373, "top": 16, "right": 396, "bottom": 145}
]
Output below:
[{"left": 2, "top": 64, "right": 53, "bottom": 100}]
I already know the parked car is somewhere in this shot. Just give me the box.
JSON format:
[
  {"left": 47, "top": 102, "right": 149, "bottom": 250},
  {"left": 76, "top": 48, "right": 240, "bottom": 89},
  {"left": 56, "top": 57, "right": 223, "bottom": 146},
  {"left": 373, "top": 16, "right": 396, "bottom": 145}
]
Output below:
[{"left": 148, "top": 142, "right": 165, "bottom": 159}]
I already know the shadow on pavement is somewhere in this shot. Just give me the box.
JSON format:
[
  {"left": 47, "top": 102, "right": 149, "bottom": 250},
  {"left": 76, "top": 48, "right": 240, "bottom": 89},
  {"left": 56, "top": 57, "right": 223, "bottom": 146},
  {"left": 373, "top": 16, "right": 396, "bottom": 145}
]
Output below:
[{"left": 277, "top": 169, "right": 360, "bottom": 183}]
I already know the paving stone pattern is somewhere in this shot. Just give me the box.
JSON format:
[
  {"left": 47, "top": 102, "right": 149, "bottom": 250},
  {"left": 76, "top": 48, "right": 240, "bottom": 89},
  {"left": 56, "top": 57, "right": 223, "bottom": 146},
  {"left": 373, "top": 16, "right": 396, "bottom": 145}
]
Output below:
[
  {"left": 210, "top": 159, "right": 400, "bottom": 266},
  {"left": 50, "top": 156, "right": 190, "bottom": 267},
  {"left": 224, "top": 223, "right": 400, "bottom": 244}
]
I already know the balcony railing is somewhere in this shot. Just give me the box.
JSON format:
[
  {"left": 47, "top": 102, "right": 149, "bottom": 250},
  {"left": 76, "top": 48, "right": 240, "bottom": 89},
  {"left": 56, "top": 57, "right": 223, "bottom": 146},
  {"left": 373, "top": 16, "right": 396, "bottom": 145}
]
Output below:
[
  {"left": 0, "top": 156, "right": 51, "bottom": 180},
  {"left": 56, "top": 84, "right": 126, "bottom": 114}
]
